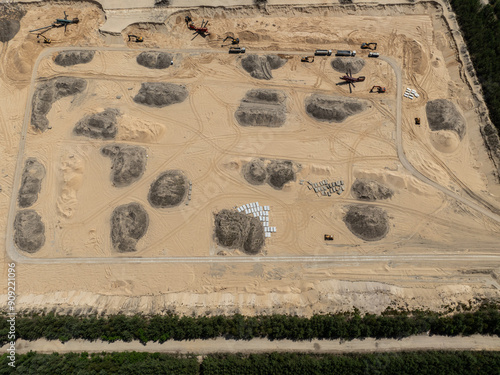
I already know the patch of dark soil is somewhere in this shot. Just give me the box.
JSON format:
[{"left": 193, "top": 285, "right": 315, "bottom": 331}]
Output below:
[
  {"left": 110, "top": 202, "right": 149, "bottom": 252},
  {"left": 154, "top": 0, "right": 171, "bottom": 5},
  {"left": 133, "top": 82, "right": 188, "bottom": 107},
  {"left": 0, "top": 4, "right": 26, "bottom": 21},
  {"left": 101, "top": 144, "right": 147, "bottom": 187},
  {"left": 305, "top": 94, "right": 366, "bottom": 123},
  {"left": 235, "top": 89, "right": 286, "bottom": 127},
  {"left": 425, "top": 99, "right": 466, "bottom": 139},
  {"left": 351, "top": 179, "right": 393, "bottom": 201},
  {"left": 74, "top": 108, "right": 119, "bottom": 139},
  {"left": 242, "top": 158, "right": 297, "bottom": 189},
  {"left": 136, "top": 51, "right": 173, "bottom": 69},
  {"left": 31, "top": 77, "right": 87, "bottom": 132},
  {"left": 331, "top": 57, "right": 365, "bottom": 74},
  {"left": 241, "top": 54, "right": 287, "bottom": 80},
  {"left": 242, "top": 158, "right": 267, "bottom": 185},
  {"left": 0, "top": 19, "right": 20, "bottom": 42},
  {"left": 214, "top": 209, "right": 265, "bottom": 255},
  {"left": 54, "top": 50, "right": 95, "bottom": 66},
  {"left": 14, "top": 210, "right": 45, "bottom": 253},
  {"left": 18, "top": 158, "right": 45, "bottom": 208},
  {"left": 343, "top": 205, "right": 389, "bottom": 241},
  {"left": 148, "top": 170, "right": 188, "bottom": 208}
]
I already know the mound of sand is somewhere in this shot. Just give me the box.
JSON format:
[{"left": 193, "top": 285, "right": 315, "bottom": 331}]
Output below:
[
  {"left": 133, "top": 82, "right": 188, "bottom": 108},
  {"left": 266, "top": 160, "right": 295, "bottom": 189},
  {"left": 343, "top": 205, "right": 389, "bottom": 241},
  {"left": 351, "top": 179, "right": 393, "bottom": 201},
  {"left": 426, "top": 99, "right": 466, "bottom": 140},
  {"left": 74, "top": 108, "right": 120, "bottom": 139},
  {"left": 214, "top": 209, "right": 265, "bottom": 255},
  {"left": 0, "top": 19, "right": 20, "bottom": 42},
  {"left": 235, "top": 89, "right": 286, "bottom": 127},
  {"left": 429, "top": 130, "right": 461, "bottom": 154},
  {"left": 331, "top": 57, "right": 365, "bottom": 74},
  {"left": 54, "top": 50, "right": 95, "bottom": 67},
  {"left": 31, "top": 77, "right": 87, "bottom": 132},
  {"left": 241, "top": 54, "right": 287, "bottom": 80},
  {"left": 148, "top": 170, "right": 188, "bottom": 208},
  {"left": 14, "top": 210, "right": 45, "bottom": 253},
  {"left": 116, "top": 115, "right": 165, "bottom": 143},
  {"left": 101, "top": 144, "right": 147, "bottom": 187},
  {"left": 136, "top": 51, "right": 173, "bottom": 69},
  {"left": 242, "top": 158, "right": 267, "bottom": 185},
  {"left": 18, "top": 158, "right": 45, "bottom": 208},
  {"left": 110, "top": 202, "right": 149, "bottom": 252},
  {"left": 305, "top": 94, "right": 366, "bottom": 123}
]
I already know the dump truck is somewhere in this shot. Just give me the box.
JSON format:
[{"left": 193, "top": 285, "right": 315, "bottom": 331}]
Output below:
[
  {"left": 368, "top": 52, "right": 380, "bottom": 58},
  {"left": 336, "top": 50, "right": 356, "bottom": 57},
  {"left": 229, "top": 47, "right": 246, "bottom": 54},
  {"left": 314, "top": 49, "right": 332, "bottom": 56},
  {"left": 324, "top": 234, "right": 334, "bottom": 241}
]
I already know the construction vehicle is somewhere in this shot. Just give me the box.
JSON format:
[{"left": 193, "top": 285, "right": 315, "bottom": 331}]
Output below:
[
  {"left": 301, "top": 56, "right": 314, "bottom": 63},
  {"left": 128, "top": 35, "right": 143, "bottom": 42},
  {"left": 185, "top": 16, "right": 209, "bottom": 40},
  {"left": 368, "top": 52, "right": 380, "bottom": 58},
  {"left": 370, "top": 85, "right": 386, "bottom": 93},
  {"left": 36, "top": 33, "right": 51, "bottom": 44},
  {"left": 338, "top": 69, "right": 365, "bottom": 93},
  {"left": 314, "top": 49, "right": 332, "bottom": 56},
  {"left": 222, "top": 36, "right": 239, "bottom": 46},
  {"left": 324, "top": 234, "right": 334, "bottom": 241},
  {"left": 29, "top": 11, "right": 79, "bottom": 35},
  {"left": 361, "top": 42, "right": 377, "bottom": 50},
  {"left": 336, "top": 50, "right": 356, "bottom": 57},
  {"left": 415, "top": 118, "right": 421, "bottom": 125},
  {"left": 229, "top": 46, "right": 246, "bottom": 54}
]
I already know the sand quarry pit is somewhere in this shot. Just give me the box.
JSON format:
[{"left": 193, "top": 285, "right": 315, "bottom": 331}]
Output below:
[{"left": 2, "top": 2, "right": 500, "bottom": 316}]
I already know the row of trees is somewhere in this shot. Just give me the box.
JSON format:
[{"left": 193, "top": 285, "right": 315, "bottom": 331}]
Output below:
[
  {"left": 1, "top": 303, "right": 499, "bottom": 345},
  {"left": 1, "top": 351, "right": 499, "bottom": 374}
]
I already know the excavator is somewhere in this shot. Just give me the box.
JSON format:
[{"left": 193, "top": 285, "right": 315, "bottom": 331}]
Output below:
[
  {"left": 128, "top": 35, "right": 144, "bottom": 42},
  {"left": 222, "top": 36, "right": 239, "bottom": 46},
  {"left": 370, "top": 85, "right": 386, "bottom": 93},
  {"left": 361, "top": 42, "right": 377, "bottom": 50},
  {"left": 324, "top": 234, "right": 334, "bottom": 241},
  {"left": 36, "top": 33, "right": 51, "bottom": 44},
  {"left": 301, "top": 56, "right": 314, "bottom": 63},
  {"left": 415, "top": 118, "right": 421, "bottom": 125}
]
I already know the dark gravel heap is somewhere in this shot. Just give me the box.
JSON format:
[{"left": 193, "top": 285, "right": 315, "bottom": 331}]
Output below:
[
  {"left": 425, "top": 99, "right": 466, "bottom": 139},
  {"left": 133, "top": 82, "right": 188, "bottom": 108},
  {"left": 148, "top": 170, "right": 188, "bottom": 208},
  {"left": 305, "top": 94, "right": 366, "bottom": 123},
  {"left": 14, "top": 210, "right": 45, "bottom": 253},
  {"left": 331, "top": 57, "right": 365, "bottom": 74},
  {"left": 214, "top": 209, "right": 265, "bottom": 255},
  {"left": 266, "top": 160, "right": 295, "bottom": 189},
  {"left": 0, "top": 19, "right": 20, "bottom": 42},
  {"left": 235, "top": 89, "right": 286, "bottom": 128},
  {"left": 54, "top": 50, "right": 95, "bottom": 67},
  {"left": 343, "top": 205, "right": 390, "bottom": 241},
  {"left": 351, "top": 179, "right": 393, "bottom": 201},
  {"left": 18, "top": 158, "right": 45, "bottom": 208},
  {"left": 241, "top": 54, "right": 287, "bottom": 80},
  {"left": 74, "top": 108, "right": 119, "bottom": 139},
  {"left": 136, "top": 51, "right": 173, "bottom": 69},
  {"left": 242, "top": 158, "right": 267, "bottom": 185},
  {"left": 101, "top": 144, "right": 147, "bottom": 187},
  {"left": 110, "top": 202, "right": 149, "bottom": 252}
]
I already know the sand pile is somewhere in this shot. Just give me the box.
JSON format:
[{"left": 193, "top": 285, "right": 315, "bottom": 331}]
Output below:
[
  {"left": 14, "top": 210, "right": 45, "bottom": 253},
  {"left": 101, "top": 144, "right": 147, "bottom": 187},
  {"left": 426, "top": 99, "right": 466, "bottom": 139},
  {"left": 148, "top": 170, "right": 188, "bottom": 208},
  {"left": 235, "top": 89, "right": 286, "bottom": 127},
  {"left": 31, "top": 77, "right": 87, "bottom": 132},
  {"left": 133, "top": 82, "right": 188, "bottom": 108},
  {"left": 331, "top": 57, "right": 365, "bottom": 74},
  {"left": 305, "top": 94, "right": 366, "bottom": 123},
  {"left": 214, "top": 209, "right": 265, "bottom": 255},
  {"left": 111, "top": 203, "right": 149, "bottom": 252},
  {"left": 241, "top": 54, "right": 287, "bottom": 80},
  {"left": 54, "top": 50, "right": 95, "bottom": 67},
  {"left": 18, "top": 158, "right": 45, "bottom": 208},
  {"left": 351, "top": 179, "right": 393, "bottom": 201},
  {"left": 343, "top": 205, "right": 389, "bottom": 241},
  {"left": 74, "top": 108, "right": 119, "bottom": 139},
  {"left": 243, "top": 158, "right": 297, "bottom": 189},
  {"left": 136, "top": 51, "right": 173, "bottom": 69}
]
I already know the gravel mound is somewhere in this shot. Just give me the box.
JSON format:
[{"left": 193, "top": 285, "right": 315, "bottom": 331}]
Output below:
[
  {"left": 0, "top": 19, "right": 20, "bottom": 42},
  {"left": 148, "top": 170, "right": 188, "bottom": 208},
  {"left": 101, "top": 144, "right": 147, "bottom": 187},
  {"left": 305, "top": 94, "right": 366, "bottom": 123},
  {"left": 111, "top": 203, "right": 149, "bottom": 252},
  {"left": 242, "top": 159, "right": 267, "bottom": 185},
  {"left": 14, "top": 210, "right": 45, "bottom": 253},
  {"left": 137, "top": 51, "right": 173, "bottom": 69},
  {"left": 18, "top": 158, "right": 45, "bottom": 208},
  {"left": 425, "top": 99, "right": 466, "bottom": 139},
  {"left": 351, "top": 179, "right": 393, "bottom": 201},
  {"left": 331, "top": 57, "right": 365, "bottom": 74},
  {"left": 241, "top": 54, "right": 287, "bottom": 80},
  {"left": 242, "top": 158, "right": 297, "bottom": 189},
  {"left": 214, "top": 209, "right": 265, "bottom": 255},
  {"left": 235, "top": 89, "right": 286, "bottom": 128},
  {"left": 74, "top": 108, "right": 119, "bottom": 139},
  {"left": 133, "top": 82, "right": 188, "bottom": 108},
  {"left": 31, "top": 77, "right": 87, "bottom": 132},
  {"left": 343, "top": 205, "right": 389, "bottom": 241},
  {"left": 54, "top": 50, "right": 95, "bottom": 66}
]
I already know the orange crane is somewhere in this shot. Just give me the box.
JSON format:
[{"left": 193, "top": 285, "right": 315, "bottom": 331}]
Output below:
[{"left": 370, "top": 85, "right": 386, "bottom": 93}]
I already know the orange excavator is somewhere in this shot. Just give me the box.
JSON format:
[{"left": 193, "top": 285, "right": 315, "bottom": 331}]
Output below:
[{"left": 370, "top": 85, "right": 386, "bottom": 93}]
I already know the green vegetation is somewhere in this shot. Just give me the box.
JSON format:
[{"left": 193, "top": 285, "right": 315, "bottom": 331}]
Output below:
[
  {"left": 450, "top": 0, "right": 500, "bottom": 130},
  {"left": 1, "top": 303, "right": 499, "bottom": 345}
]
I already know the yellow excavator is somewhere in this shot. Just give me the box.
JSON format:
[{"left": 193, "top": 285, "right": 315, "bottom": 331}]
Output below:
[
  {"left": 36, "top": 33, "right": 51, "bottom": 44},
  {"left": 301, "top": 56, "right": 314, "bottom": 63},
  {"left": 361, "top": 42, "right": 377, "bottom": 50},
  {"left": 222, "top": 36, "right": 239, "bottom": 46},
  {"left": 128, "top": 35, "right": 143, "bottom": 42}
]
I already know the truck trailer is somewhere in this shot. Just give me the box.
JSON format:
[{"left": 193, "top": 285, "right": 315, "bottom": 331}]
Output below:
[
  {"left": 314, "top": 49, "right": 332, "bottom": 56},
  {"left": 336, "top": 50, "right": 356, "bottom": 57}
]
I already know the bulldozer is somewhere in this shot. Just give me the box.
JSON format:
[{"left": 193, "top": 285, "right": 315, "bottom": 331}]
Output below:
[
  {"left": 128, "top": 35, "right": 143, "bottom": 42},
  {"left": 324, "top": 234, "right": 334, "bottom": 241},
  {"left": 361, "top": 42, "right": 377, "bottom": 50},
  {"left": 222, "top": 36, "right": 239, "bottom": 46},
  {"left": 370, "top": 85, "right": 386, "bottom": 93},
  {"left": 415, "top": 118, "right": 421, "bottom": 125},
  {"left": 301, "top": 56, "right": 314, "bottom": 63}
]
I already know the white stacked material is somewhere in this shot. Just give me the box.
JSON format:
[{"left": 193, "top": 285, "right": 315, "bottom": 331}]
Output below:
[
  {"left": 414, "top": 93, "right": 419, "bottom": 98},
  {"left": 265, "top": 233, "right": 271, "bottom": 238}
]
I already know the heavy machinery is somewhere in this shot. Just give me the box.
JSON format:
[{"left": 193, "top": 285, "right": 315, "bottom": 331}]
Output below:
[
  {"left": 128, "top": 35, "right": 143, "bottom": 42},
  {"left": 338, "top": 69, "right": 365, "bottom": 93},
  {"left": 370, "top": 85, "right": 386, "bottom": 93},
  {"left": 336, "top": 50, "right": 356, "bottom": 56},
  {"left": 315, "top": 49, "right": 332, "bottom": 56},
  {"left": 415, "top": 118, "right": 421, "bottom": 125},
  {"left": 222, "top": 36, "right": 239, "bottom": 46},
  {"left": 324, "top": 234, "right": 334, "bottom": 241},
  {"left": 29, "top": 11, "right": 79, "bottom": 35},
  {"left": 36, "top": 33, "right": 51, "bottom": 44},
  {"left": 301, "top": 56, "right": 314, "bottom": 63},
  {"left": 368, "top": 52, "right": 380, "bottom": 58},
  {"left": 185, "top": 16, "right": 209, "bottom": 40},
  {"left": 229, "top": 46, "right": 246, "bottom": 54},
  {"left": 361, "top": 42, "right": 377, "bottom": 50}
]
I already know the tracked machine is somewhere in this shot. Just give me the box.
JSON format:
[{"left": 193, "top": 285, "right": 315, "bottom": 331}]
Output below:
[
  {"left": 301, "top": 56, "right": 314, "bottom": 63},
  {"left": 29, "top": 11, "right": 79, "bottom": 35},
  {"left": 128, "top": 35, "right": 144, "bottom": 42},
  {"left": 185, "top": 16, "right": 210, "bottom": 40},
  {"left": 337, "top": 69, "right": 365, "bottom": 93},
  {"left": 370, "top": 86, "right": 386, "bottom": 93},
  {"left": 222, "top": 36, "right": 239, "bottom": 46},
  {"left": 361, "top": 42, "right": 377, "bottom": 50}
]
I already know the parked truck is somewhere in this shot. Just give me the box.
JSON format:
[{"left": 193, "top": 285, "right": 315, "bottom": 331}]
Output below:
[
  {"left": 368, "top": 52, "right": 380, "bottom": 58},
  {"left": 336, "top": 50, "right": 356, "bottom": 57},
  {"left": 229, "top": 47, "right": 246, "bottom": 54},
  {"left": 314, "top": 49, "right": 332, "bottom": 56}
]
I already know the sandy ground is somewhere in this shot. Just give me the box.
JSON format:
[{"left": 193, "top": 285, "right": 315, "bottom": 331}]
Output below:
[{"left": 1, "top": 1, "right": 500, "bottom": 316}]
